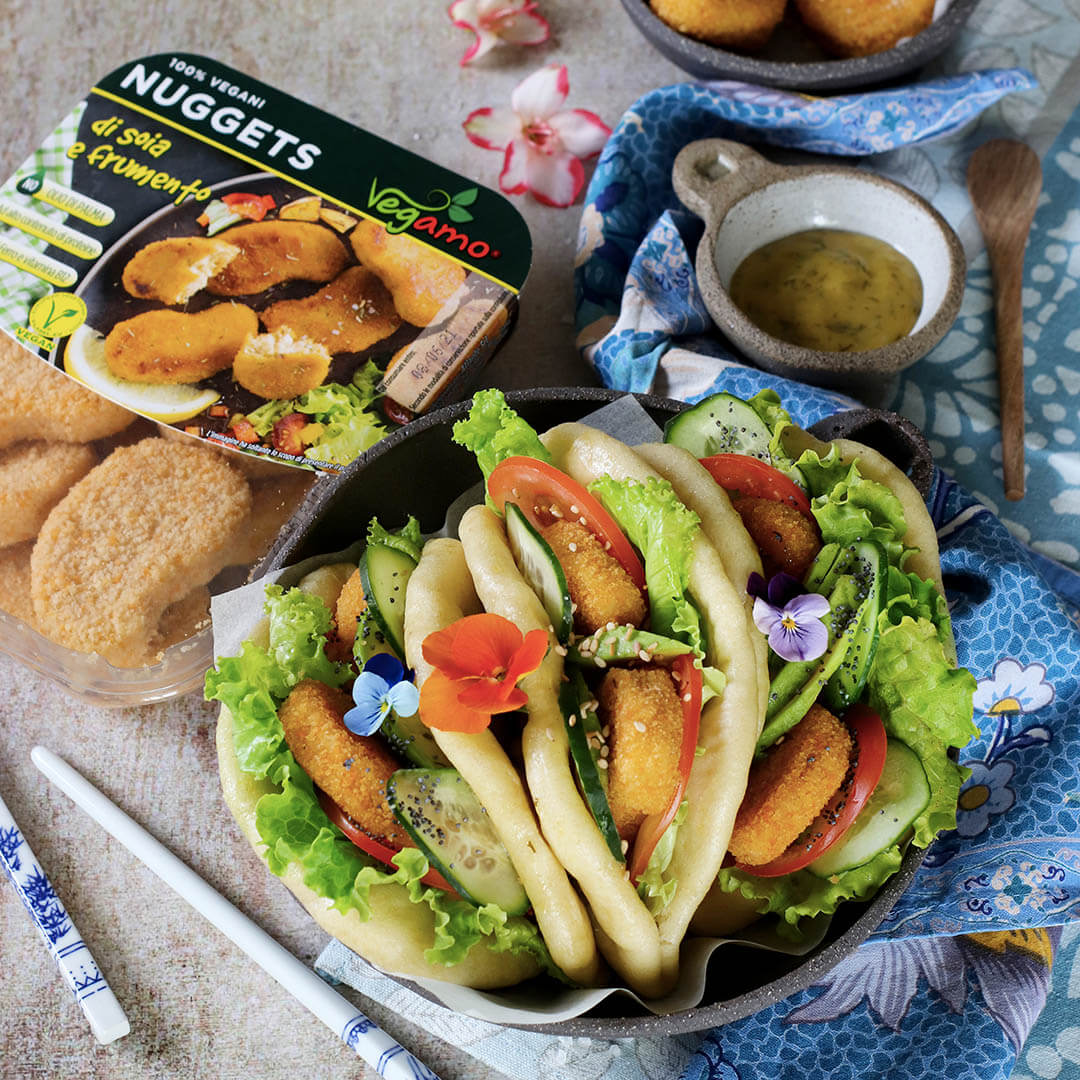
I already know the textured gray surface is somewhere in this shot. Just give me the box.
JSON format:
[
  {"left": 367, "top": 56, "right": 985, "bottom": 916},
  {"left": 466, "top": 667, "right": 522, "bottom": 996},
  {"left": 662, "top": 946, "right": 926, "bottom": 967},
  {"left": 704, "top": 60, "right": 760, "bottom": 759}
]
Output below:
[{"left": 0, "top": 3, "right": 683, "bottom": 1077}]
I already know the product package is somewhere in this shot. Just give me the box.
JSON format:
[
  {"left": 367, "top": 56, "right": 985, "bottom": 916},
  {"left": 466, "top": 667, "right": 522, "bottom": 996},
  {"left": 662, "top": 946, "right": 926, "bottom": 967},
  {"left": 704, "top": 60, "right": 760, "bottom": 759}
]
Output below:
[{"left": 0, "top": 53, "right": 531, "bottom": 703}]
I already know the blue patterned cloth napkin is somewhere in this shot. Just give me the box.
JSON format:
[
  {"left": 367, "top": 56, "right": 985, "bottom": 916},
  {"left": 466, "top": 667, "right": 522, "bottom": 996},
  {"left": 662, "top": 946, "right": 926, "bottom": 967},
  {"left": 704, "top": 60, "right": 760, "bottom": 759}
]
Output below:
[{"left": 571, "top": 63, "right": 1080, "bottom": 1080}]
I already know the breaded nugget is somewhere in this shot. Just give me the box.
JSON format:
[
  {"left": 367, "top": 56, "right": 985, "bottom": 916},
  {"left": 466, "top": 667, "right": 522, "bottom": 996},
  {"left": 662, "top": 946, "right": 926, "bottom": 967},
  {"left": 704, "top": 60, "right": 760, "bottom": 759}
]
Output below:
[
  {"left": 601, "top": 666, "right": 684, "bottom": 841},
  {"left": 31, "top": 438, "right": 251, "bottom": 668},
  {"left": 260, "top": 266, "right": 401, "bottom": 354},
  {"left": 0, "top": 334, "right": 135, "bottom": 448},
  {"left": 795, "top": 0, "right": 933, "bottom": 57},
  {"left": 0, "top": 541, "right": 36, "bottom": 627},
  {"left": 121, "top": 236, "right": 239, "bottom": 305},
  {"left": 205, "top": 221, "right": 348, "bottom": 296},
  {"left": 350, "top": 219, "right": 466, "bottom": 327},
  {"left": 334, "top": 567, "right": 367, "bottom": 652},
  {"left": 278, "top": 679, "right": 411, "bottom": 847},
  {"left": 728, "top": 704, "right": 852, "bottom": 867},
  {"left": 540, "top": 520, "right": 646, "bottom": 634},
  {"left": 233, "top": 330, "right": 331, "bottom": 400},
  {"left": 734, "top": 495, "right": 821, "bottom": 580},
  {"left": 227, "top": 470, "right": 313, "bottom": 566},
  {"left": 649, "top": 0, "right": 787, "bottom": 50},
  {"left": 0, "top": 441, "right": 97, "bottom": 547},
  {"left": 105, "top": 303, "right": 258, "bottom": 384}
]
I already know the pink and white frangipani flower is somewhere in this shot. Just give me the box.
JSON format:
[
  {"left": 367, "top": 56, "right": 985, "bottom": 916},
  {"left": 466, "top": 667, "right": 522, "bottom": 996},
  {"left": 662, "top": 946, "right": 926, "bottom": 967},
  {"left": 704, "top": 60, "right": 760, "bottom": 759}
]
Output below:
[
  {"left": 448, "top": 0, "right": 550, "bottom": 66},
  {"left": 463, "top": 64, "right": 611, "bottom": 208}
]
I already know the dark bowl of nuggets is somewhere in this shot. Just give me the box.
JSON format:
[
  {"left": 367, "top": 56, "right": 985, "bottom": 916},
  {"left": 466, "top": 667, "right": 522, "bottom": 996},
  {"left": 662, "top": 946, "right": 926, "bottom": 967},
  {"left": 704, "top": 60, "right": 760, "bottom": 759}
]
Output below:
[
  {"left": 621, "top": 0, "right": 979, "bottom": 91},
  {"left": 240, "top": 385, "right": 954, "bottom": 1036}
]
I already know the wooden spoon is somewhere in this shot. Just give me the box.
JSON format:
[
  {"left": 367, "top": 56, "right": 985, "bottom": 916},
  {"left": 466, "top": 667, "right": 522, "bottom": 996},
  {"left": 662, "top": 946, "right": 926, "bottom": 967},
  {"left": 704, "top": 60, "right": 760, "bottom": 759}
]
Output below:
[{"left": 966, "top": 139, "right": 1042, "bottom": 501}]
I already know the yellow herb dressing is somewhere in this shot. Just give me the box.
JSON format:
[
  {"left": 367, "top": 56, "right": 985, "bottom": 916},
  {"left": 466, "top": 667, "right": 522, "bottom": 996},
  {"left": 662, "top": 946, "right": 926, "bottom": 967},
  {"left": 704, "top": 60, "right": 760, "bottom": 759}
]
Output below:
[{"left": 729, "top": 228, "right": 923, "bottom": 352}]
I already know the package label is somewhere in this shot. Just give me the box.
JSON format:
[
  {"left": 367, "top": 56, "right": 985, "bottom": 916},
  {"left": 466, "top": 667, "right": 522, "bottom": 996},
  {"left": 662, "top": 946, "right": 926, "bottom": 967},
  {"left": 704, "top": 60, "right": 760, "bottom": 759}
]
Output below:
[{"left": 0, "top": 54, "right": 531, "bottom": 472}]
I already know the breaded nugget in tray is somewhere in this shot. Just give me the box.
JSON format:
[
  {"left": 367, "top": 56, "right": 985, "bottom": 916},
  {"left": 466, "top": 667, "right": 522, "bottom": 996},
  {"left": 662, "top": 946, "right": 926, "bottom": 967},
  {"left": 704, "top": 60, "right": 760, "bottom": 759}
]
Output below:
[
  {"left": 0, "top": 334, "right": 135, "bottom": 448},
  {"left": 31, "top": 438, "right": 251, "bottom": 669},
  {"left": 0, "top": 440, "right": 97, "bottom": 547}
]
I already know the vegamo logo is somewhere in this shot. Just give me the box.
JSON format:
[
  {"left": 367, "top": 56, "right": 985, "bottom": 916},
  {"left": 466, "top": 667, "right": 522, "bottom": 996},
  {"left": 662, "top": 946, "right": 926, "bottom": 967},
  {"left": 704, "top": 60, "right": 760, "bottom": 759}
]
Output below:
[{"left": 366, "top": 179, "right": 497, "bottom": 259}]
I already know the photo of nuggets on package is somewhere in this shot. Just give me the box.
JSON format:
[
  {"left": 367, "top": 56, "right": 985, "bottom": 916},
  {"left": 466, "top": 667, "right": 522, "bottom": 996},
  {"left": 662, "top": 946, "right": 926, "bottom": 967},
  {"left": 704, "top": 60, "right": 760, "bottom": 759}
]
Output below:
[
  {"left": 0, "top": 53, "right": 530, "bottom": 476},
  {"left": 0, "top": 53, "right": 528, "bottom": 696}
]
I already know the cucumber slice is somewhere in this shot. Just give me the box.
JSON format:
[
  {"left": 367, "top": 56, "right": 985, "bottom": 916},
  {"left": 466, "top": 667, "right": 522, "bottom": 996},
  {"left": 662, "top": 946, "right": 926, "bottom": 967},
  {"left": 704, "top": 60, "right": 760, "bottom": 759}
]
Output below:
[
  {"left": 758, "top": 579, "right": 867, "bottom": 749},
  {"left": 803, "top": 543, "right": 842, "bottom": 593},
  {"left": 808, "top": 739, "right": 930, "bottom": 878},
  {"left": 560, "top": 672, "right": 624, "bottom": 863},
  {"left": 824, "top": 541, "right": 886, "bottom": 711},
  {"left": 664, "top": 392, "right": 776, "bottom": 462},
  {"left": 504, "top": 502, "right": 572, "bottom": 643},
  {"left": 352, "top": 607, "right": 395, "bottom": 665},
  {"left": 380, "top": 709, "right": 452, "bottom": 770},
  {"left": 568, "top": 626, "right": 692, "bottom": 667},
  {"left": 358, "top": 544, "right": 416, "bottom": 659},
  {"left": 387, "top": 768, "right": 529, "bottom": 914}
]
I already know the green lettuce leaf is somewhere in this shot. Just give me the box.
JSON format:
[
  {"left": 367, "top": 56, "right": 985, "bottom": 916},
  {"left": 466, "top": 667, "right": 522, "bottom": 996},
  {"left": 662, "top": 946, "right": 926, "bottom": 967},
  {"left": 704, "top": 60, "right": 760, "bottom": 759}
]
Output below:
[
  {"left": 867, "top": 614, "right": 978, "bottom": 845},
  {"left": 637, "top": 801, "right": 688, "bottom": 915},
  {"left": 884, "top": 566, "right": 956, "bottom": 655},
  {"left": 587, "top": 475, "right": 703, "bottom": 652},
  {"left": 745, "top": 389, "right": 801, "bottom": 478},
  {"left": 366, "top": 515, "right": 423, "bottom": 563},
  {"left": 243, "top": 363, "right": 387, "bottom": 467},
  {"left": 796, "top": 448, "right": 909, "bottom": 565},
  {"left": 452, "top": 388, "right": 552, "bottom": 486},
  {"left": 716, "top": 846, "right": 905, "bottom": 936}
]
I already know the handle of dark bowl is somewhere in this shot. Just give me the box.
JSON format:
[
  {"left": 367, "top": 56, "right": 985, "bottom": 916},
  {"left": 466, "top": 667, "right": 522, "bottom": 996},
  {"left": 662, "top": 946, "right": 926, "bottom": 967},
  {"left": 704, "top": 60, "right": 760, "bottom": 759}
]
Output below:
[
  {"left": 671, "top": 139, "right": 776, "bottom": 221},
  {"left": 808, "top": 408, "right": 934, "bottom": 499}
]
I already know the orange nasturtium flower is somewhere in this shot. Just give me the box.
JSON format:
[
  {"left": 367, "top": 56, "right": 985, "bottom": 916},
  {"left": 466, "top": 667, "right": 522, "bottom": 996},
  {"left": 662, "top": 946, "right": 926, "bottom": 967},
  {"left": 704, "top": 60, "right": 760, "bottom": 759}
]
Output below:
[{"left": 419, "top": 613, "right": 548, "bottom": 733}]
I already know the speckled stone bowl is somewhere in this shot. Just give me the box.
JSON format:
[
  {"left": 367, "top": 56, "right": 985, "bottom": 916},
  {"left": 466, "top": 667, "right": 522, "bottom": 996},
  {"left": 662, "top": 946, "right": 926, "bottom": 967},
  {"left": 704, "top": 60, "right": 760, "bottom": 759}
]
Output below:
[
  {"left": 672, "top": 138, "right": 966, "bottom": 389},
  {"left": 620, "top": 0, "right": 979, "bottom": 92},
  {"left": 264, "top": 386, "right": 934, "bottom": 1037}
]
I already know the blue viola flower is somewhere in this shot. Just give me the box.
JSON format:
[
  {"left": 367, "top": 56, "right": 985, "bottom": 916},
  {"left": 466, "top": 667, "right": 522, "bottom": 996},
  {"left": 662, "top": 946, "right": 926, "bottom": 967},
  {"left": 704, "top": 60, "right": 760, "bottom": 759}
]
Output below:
[
  {"left": 747, "top": 571, "right": 829, "bottom": 663},
  {"left": 343, "top": 653, "right": 420, "bottom": 736}
]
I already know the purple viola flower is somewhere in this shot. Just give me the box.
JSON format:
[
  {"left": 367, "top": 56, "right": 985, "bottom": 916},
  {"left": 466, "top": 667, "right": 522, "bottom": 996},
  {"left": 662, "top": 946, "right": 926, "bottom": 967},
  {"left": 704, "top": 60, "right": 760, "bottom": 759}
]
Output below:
[
  {"left": 747, "top": 571, "right": 830, "bottom": 663},
  {"left": 343, "top": 653, "right": 420, "bottom": 736}
]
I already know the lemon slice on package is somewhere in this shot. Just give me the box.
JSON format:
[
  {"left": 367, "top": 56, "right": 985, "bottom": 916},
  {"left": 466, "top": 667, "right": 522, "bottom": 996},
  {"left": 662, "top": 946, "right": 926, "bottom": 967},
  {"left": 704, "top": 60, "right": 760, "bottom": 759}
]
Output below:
[{"left": 64, "top": 324, "right": 221, "bottom": 423}]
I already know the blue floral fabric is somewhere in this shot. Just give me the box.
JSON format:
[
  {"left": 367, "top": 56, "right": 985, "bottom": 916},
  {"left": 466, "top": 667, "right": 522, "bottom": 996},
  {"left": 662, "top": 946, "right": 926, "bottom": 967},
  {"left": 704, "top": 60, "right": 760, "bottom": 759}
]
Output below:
[{"left": 573, "top": 68, "right": 1080, "bottom": 1080}]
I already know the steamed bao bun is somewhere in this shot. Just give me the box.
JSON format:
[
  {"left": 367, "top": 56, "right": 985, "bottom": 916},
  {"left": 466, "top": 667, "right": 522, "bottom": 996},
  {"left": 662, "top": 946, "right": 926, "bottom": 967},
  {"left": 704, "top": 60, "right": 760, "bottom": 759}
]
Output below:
[{"left": 213, "top": 563, "right": 542, "bottom": 989}]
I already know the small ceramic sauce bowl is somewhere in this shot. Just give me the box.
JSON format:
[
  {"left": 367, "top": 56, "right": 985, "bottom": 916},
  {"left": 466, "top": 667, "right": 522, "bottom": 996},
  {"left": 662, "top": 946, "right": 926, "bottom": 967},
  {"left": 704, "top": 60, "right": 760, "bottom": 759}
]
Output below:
[{"left": 673, "top": 138, "right": 965, "bottom": 387}]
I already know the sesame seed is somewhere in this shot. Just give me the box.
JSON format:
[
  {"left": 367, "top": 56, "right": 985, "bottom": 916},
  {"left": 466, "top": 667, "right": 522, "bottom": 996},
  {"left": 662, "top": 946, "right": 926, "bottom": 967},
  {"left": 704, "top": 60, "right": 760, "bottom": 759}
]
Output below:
[
  {"left": 621, "top": 839, "right": 629, "bottom": 854},
  {"left": 634, "top": 721, "right": 646, "bottom": 733},
  {"left": 570, "top": 505, "right": 579, "bottom": 514},
  {"left": 683, "top": 692, "right": 692, "bottom": 702},
  {"left": 568, "top": 714, "right": 577, "bottom": 727},
  {"left": 568, "top": 543, "right": 577, "bottom": 552}
]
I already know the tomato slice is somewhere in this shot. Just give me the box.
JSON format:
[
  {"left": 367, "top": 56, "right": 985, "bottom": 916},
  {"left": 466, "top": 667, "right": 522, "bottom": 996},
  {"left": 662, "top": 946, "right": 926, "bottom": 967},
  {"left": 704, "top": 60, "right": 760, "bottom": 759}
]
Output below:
[
  {"left": 316, "top": 788, "right": 457, "bottom": 894},
  {"left": 699, "top": 454, "right": 812, "bottom": 516},
  {"left": 735, "top": 704, "right": 888, "bottom": 878},
  {"left": 221, "top": 191, "right": 276, "bottom": 221},
  {"left": 628, "top": 654, "right": 702, "bottom": 883},
  {"left": 487, "top": 456, "right": 646, "bottom": 591}
]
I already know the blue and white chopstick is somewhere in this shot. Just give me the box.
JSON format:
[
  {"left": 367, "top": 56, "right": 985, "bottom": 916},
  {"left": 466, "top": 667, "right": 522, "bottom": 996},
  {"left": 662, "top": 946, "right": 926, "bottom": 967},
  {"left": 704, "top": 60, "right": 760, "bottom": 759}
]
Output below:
[
  {"left": 31, "top": 746, "right": 439, "bottom": 1080},
  {"left": 0, "top": 787, "right": 129, "bottom": 1045}
]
